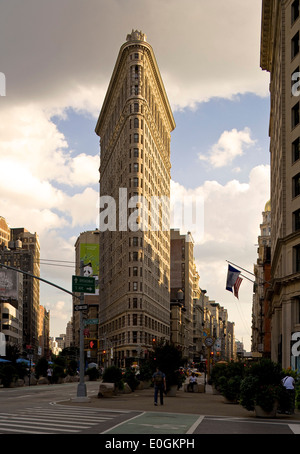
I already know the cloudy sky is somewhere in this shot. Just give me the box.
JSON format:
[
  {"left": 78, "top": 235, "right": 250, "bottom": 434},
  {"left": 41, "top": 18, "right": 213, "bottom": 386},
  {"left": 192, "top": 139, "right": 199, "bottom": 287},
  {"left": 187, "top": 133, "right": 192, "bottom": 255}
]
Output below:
[{"left": 0, "top": 0, "right": 270, "bottom": 351}]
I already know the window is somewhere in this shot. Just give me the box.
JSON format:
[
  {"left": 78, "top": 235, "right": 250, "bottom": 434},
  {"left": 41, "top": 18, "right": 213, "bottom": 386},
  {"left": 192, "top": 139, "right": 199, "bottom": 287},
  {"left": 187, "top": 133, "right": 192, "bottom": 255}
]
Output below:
[
  {"left": 134, "top": 133, "right": 139, "bottom": 143},
  {"left": 134, "top": 118, "right": 139, "bottom": 128},
  {"left": 293, "top": 172, "right": 300, "bottom": 197},
  {"left": 294, "top": 244, "right": 300, "bottom": 272},
  {"left": 133, "top": 163, "right": 139, "bottom": 172},
  {"left": 133, "top": 237, "right": 138, "bottom": 246},
  {"left": 292, "top": 137, "right": 300, "bottom": 162},
  {"left": 134, "top": 148, "right": 139, "bottom": 157},
  {"left": 133, "top": 266, "right": 138, "bottom": 276},
  {"left": 132, "top": 251, "right": 138, "bottom": 261},
  {"left": 292, "top": 31, "right": 299, "bottom": 59},
  {"left": 133, "top": 298, "right": 138, "bottom": 308},
  {"left": 292, "top": 0, "right": 299, "bottom": 24},
  {"left": 292, "top": 101, "right": 300, "bottom": 128},
  {"left": 293, "top": 208, "right": 300, "bottom": 231},
  {"left": 134, "top": 103, "right": 139, "bottom": 112},
  {"left": 133, "top": 177, "right": 139, "bottom": 187},
  {"left": 134, "top": 65, "right": 139, "bottom": 79},
  {"left": 133, "top": 282, "right": 138, "bottom": 291}
]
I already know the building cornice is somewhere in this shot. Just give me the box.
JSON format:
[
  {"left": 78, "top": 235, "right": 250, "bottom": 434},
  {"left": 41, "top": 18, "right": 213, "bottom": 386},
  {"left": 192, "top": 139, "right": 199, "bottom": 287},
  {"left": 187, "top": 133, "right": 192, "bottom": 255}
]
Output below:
[{"left": 260, "top": 0, "right": 273, "bottom": 71}]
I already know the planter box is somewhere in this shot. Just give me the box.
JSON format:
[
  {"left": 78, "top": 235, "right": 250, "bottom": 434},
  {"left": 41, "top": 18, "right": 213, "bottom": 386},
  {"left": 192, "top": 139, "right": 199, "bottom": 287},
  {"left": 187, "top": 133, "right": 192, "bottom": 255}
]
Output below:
[
  {"left": 98, "top": 382, "right": 116, "bottom": 398},
  {"left": 167, "top": 385, "right": 177, "bottom": 397},
  {"left": 254, "top": 404, "right": 277, "bottom": 418}
]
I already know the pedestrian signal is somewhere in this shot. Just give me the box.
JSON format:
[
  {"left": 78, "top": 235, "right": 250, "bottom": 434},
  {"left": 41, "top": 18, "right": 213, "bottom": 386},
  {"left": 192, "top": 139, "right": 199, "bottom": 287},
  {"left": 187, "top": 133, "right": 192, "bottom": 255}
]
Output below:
[{"left": 84, "top": 339, "right": 98, "bottom": 350}]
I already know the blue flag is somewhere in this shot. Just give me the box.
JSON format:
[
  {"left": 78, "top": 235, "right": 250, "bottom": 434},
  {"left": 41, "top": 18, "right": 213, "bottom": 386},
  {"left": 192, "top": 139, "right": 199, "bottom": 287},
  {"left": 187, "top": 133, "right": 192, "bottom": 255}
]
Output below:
[{"left": 226, "top": 264, "right": 241, "bottom": 293}]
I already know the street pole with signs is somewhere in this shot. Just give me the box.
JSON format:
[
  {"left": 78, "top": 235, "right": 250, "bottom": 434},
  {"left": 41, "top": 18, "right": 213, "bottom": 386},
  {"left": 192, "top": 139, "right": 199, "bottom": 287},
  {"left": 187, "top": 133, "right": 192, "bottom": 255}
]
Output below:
[
  {"left": 72, "top": 261, "right": 95, "bottom": 402},
  {"left": 204, "top": 336, "right": 214, "bottom": 382}
]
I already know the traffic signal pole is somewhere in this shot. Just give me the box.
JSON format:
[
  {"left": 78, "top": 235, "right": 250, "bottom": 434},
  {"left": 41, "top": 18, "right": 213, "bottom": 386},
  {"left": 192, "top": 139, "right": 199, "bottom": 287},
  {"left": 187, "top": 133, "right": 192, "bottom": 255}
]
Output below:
[
  {"left": 0, "top": 262, "right": 91, "bottom": 402},
  {"left": 75, "top": 260, "right": 90, "bottom": 402}
]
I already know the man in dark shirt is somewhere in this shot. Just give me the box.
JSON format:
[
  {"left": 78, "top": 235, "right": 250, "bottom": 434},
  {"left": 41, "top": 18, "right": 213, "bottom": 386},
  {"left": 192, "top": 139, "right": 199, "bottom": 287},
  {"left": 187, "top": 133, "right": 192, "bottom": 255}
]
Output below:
[{"left": 152, "top": 367, "right": 166, "bottom": 406}]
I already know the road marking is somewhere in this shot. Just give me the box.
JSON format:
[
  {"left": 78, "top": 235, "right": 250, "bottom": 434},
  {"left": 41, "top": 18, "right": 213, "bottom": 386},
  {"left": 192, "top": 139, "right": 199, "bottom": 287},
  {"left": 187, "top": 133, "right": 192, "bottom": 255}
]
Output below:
[
  {"left": 186, "top": 415, "right": 204, "bottom": 434},
  {"left": 289, "top": 424, "right": 300, "bottom": 434}
]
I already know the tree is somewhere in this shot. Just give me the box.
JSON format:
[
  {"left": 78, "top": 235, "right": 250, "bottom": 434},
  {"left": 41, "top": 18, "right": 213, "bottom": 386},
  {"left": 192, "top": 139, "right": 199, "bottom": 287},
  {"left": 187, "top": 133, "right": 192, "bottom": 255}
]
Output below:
[
  {"left": 35, "top": 357, "right": 49, "bottom": 378},
  {"left": 149, "top": 340, "right": 184, "bottom": 391}
]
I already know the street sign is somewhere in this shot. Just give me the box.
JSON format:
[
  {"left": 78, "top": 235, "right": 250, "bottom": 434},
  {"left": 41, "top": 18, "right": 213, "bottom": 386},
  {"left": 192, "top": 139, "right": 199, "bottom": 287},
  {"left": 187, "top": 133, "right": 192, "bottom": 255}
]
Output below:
[
  {"left": 84, "top": 318, "right": 99, "bottom": 325},
  {"left": 74, "top": 304, "right": 88, "bottom": 311},
  {"left": 72, "top": 275, "right": 95, "bottom": 293}
]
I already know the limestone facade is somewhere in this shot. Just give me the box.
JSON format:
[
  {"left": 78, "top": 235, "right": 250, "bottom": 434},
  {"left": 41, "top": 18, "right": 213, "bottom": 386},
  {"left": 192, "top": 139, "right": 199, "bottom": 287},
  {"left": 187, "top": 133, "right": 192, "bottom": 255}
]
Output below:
[{"left": 261, "top": 0, "right": 300, "bottom": 368}]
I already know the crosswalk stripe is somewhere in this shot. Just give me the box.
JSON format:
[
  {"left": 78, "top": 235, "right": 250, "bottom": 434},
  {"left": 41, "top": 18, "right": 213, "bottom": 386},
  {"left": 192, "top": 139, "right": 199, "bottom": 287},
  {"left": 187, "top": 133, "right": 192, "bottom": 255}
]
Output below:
[
  {"left": 17, "top": 411, "right": 112, "bottom": 421},
  {"left": 0, "top": 405, "right": 130, "bottom": 434},
  {"left": 0, "top": 415, "right": 98, "bottom": 426},
  {"left": 0, "top": 422, "right": 80, "bottom": 433}
]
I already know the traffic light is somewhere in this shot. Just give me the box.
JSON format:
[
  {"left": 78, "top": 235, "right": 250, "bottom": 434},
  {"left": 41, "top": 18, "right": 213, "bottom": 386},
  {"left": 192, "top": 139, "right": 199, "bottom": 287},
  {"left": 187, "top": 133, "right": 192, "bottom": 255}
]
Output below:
[
  {"left": 84, "top": 338, "right": 98, "bottom": 350},
  {"left": 88, "top": 339, "right": 98, "bottom": 350}
]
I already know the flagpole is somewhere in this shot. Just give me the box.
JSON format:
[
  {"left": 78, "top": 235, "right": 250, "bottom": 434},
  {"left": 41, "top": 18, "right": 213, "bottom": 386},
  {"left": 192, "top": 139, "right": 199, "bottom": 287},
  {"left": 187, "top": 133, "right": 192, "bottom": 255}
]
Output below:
[
  {"left": 239, "top": 273, "right": 255, "bottom": 284},
  {"left": 226, "top": 260, "right": 255, "bottom": 276}
]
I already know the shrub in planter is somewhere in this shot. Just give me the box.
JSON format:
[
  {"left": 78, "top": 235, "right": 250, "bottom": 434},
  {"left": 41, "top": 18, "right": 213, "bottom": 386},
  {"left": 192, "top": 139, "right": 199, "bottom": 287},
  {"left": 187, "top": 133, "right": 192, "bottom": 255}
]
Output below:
[
  {"left": 102, "top": 365, "right": 123, "bottom": 390},
  {"left": 218, "top": 375, "right": 242, "bottom": 402},
  {"left": 0, "top": 364, "right": 18, "bottom": 387},
  {"left": 123, "top": 367, "right": 140, "bottom": 391},
  {"left": 85, "top": 367, "right": 99, "bottom": 381},
  {"left": 209, "top": 363, "right": 228, "bottom": 389},
  {"left": 239, "top": 359, "right": 283, "bottom": 413},
  {"left": 211, "top": 361, "right": 245, "bottom": 399},
  {"left": 138, "top": 361, "right": 153, "bottom": 382},
  {"left": 66, "top": 359, "right": 78, "bottom": 377},
  {"left": 53, "top": 365, "right": 66, "bottom": 383}
]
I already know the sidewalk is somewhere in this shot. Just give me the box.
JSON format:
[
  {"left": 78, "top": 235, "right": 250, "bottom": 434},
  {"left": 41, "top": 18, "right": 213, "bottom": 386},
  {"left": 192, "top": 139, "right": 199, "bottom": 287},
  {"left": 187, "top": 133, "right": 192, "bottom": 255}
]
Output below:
[{"left": 63, "top": 383, "right": 300, "bottom": 421}]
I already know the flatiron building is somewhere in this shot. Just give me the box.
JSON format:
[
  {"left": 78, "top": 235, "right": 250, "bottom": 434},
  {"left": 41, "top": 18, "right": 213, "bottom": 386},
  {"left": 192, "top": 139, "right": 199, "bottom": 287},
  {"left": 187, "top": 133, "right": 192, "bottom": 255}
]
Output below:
[{"left": 95, "top": 30, "right": 175, "bottom": 365}]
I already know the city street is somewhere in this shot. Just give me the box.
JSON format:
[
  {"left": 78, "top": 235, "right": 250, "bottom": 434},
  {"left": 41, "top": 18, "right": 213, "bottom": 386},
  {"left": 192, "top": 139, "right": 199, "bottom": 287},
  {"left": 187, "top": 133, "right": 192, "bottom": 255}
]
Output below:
[{"left": 0, "top": 381, "right": 300, "bottom": 436}]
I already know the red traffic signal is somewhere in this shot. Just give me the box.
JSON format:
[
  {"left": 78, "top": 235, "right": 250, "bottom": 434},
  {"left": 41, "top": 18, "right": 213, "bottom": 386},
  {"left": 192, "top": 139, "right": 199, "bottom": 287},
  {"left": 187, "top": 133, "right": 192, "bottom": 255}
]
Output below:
[{"left": 88, "top": 339, "right": 98, "bottom": 350}]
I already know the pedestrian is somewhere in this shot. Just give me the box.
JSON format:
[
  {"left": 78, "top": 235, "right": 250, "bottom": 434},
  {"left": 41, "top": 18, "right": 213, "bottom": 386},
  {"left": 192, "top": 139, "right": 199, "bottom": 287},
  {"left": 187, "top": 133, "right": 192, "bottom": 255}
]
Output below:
[
  {"left": 281, "top": 375, "right": 295, "bottom": 414},
  {"left": 152, "top": 367, "right": 166, "bottom": 406},
  {"left": 187, "top": 372, "right": 197, "bottom": 392},
  {"left": 47, "top": 367, "right": 53, "bottom": 385}
]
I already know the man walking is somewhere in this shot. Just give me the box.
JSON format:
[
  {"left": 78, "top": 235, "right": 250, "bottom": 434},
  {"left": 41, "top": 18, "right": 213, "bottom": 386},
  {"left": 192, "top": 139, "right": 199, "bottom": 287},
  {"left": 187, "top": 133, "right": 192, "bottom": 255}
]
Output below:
[
  {"left": 152, "top": 367, "right": 166, "bottom": 406},
  {"left": 282, "top": 374, "right": 295, "bottom": 414}
]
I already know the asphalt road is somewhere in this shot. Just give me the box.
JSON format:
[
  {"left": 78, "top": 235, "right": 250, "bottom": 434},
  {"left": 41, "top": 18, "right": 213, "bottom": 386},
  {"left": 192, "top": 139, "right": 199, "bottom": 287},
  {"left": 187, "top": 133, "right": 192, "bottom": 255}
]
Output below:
[{"left": 0, "top": 381, "right": 300, "bottom": 439}]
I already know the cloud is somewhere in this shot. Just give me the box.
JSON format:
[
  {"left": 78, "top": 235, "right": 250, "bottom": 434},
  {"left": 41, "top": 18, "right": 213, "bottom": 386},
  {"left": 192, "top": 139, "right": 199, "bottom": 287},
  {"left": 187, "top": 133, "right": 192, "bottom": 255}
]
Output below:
[
  {"left": 0, "top": 0, "right": 268, "bottom": 115},
  {"left": 198, "top": 127, "right": 255, "bottom": 168},
  {"left": 171, "top": 163, "right": 270, "bottom": 261},
  {"left": 46, "top": 300, "right": 70, "bottom": 321}
]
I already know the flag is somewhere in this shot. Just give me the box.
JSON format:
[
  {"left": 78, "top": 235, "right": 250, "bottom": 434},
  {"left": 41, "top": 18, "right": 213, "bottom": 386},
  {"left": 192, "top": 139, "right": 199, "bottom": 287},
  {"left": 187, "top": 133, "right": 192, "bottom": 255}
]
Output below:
[
  {"left": 226, "top": 264, "right": 243, "bottom": 298},
  {"left": 233, "top": 276, "right": 243, "bottom": 299}
]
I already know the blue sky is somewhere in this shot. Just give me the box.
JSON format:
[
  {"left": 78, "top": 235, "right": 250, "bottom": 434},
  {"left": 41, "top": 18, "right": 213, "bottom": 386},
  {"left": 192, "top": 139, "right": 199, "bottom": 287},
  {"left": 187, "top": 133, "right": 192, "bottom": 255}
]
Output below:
[{"left": 0, "top": 0, "right": 270, "bottom": 351}]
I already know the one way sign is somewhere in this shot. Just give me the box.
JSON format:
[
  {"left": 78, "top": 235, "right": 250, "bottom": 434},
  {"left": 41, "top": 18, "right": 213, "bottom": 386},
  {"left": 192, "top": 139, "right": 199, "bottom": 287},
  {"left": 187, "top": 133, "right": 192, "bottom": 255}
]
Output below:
[{"left": 74, "top": 304, "right": 88, "bottom": 311}]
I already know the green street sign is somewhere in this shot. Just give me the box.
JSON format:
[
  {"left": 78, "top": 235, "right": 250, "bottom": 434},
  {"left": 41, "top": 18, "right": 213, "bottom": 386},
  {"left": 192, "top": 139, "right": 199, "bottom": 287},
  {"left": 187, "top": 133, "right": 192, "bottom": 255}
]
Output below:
[
  {"left": 84, "top": 318, "right": 99, "bottom": 325},
  {"left": 72, "top": 275, "right": 95, "bottom": 293}
]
